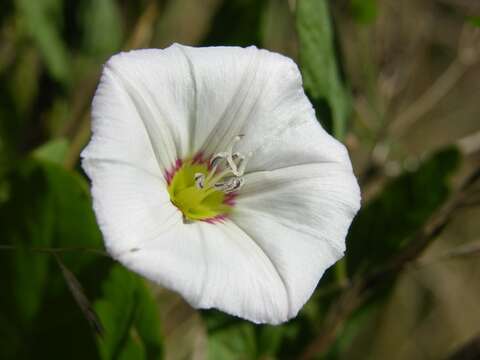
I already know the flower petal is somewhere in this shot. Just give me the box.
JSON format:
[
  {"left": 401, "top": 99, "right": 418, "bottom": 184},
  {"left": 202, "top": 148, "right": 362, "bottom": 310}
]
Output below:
[
  {"left": 177, "top": 45, "right": 343, "bottom": 171},
  {"left": 118, "top": 221, "right": 292, "bottom": 324},
  {"left": 82, "top": 157, "right": 292, "bottom": 324},
  {"left": 82, "top": 46, "right": 199, "bottom": 173},
  {"left": 83, "top": 44, "right": 339, "bottom": 173},
  {"left": 231, "top": 162, "right": 361, "bottom": 320},
  {"left": 82, "top": 158, "right": 181, "bottom": 257}
]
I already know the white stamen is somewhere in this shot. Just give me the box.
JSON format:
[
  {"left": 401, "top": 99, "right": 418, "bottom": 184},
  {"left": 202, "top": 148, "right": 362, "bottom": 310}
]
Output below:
[{"left": 195, "top": 136, "right": 250, "bottom": 193}]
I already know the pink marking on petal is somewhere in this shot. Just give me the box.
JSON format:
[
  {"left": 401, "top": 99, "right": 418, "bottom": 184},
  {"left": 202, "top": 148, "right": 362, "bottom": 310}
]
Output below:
[
  {"left": 201, "top": 214, "right": 228, "bottom": 224},
  {"left": 165, "top": 170, "right": 172, "bottom": 185},
  {"left": 165, "top": 159, "right": 184, "bottom": 185},
  {"left": 223, "top": 193, "right": 237, "bottom": 206},
  {"left": 192, "top": 152, "right": 205, "bottom": 164},
  {"left": 175, "top": 158, "right": 183, "bottom": 170}
]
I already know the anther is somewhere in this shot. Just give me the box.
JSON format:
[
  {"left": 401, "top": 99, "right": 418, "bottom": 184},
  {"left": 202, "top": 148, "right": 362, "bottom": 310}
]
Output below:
[{"left": 195, "top": 136, "right": 250, "bottom": 194}]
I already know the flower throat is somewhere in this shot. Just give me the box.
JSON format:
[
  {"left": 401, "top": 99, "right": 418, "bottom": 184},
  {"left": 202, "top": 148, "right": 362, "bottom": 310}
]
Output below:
[{"left": 167, "top": 136, "right": 250, "bottom": 223}]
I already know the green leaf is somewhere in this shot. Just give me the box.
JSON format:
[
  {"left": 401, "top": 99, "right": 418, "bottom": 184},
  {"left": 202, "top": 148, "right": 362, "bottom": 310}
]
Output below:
[
  {"left": 15, "top": 0, "right": 71, "bottom": 85},
  {"left": 9, "top": 47, "right": 41, "bottom": 116},
  {"left": 296, "top": 0, "right": 351, "bottom": 139},
  {"left": 0, "top": 161, "right": 54, "bottom": 327},
  {"left": 256, "top": 325, "right": 287, "bottom": 357},
  {"left": 80, "top": 0, "right": 123, "bottom": 60},
  {"left": 468, "top": 16, "right": 480, "bottom": 27},
  {"left": 33, "top": 138, "right": 69, "bottom": 165},
  {"left": 41, "top": 160, "right": 103, "bottom": 271},
  {"left": 0, "top": 159, "right": 105, "bottom": 359},
  {"left": 208, "top": 323, "right": 257, "bottom": 360},
  {"left": 324, "top": 300, "right": 381, "bottom": 359},
  {"left": 203, "top": 310, "right": 288, "bottom": 359},
  {"left": 346, "top": 147, "right": 461, "bottom": 275},
  {"left": 350, "top": 0, "right": 378, "bottom": 24},
  {"left": 95, "top": 265, "right": 140, "bottom": 360},
  {"left": 202, "top": 0, "right": 267, "bottom": 47},
  {"left": 134, "top": 283, "right": 164, "bottom": 360},
  {"left": 95, "top": 265, "right": 164, "bottom": 360}
]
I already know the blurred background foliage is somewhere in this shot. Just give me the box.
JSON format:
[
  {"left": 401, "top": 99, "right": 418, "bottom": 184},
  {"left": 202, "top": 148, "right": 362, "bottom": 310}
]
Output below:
[{"left": 1, "top": 0, "right": 480, "bottom": 359}]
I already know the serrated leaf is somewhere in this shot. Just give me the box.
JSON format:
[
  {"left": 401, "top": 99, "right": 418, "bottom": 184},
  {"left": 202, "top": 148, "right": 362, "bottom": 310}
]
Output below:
[
  {"left": 346, "top": 147, "right": 461, "bottom": 275},
  {"left": 296, "top": 0, "right": 351, "bottom": 139}
]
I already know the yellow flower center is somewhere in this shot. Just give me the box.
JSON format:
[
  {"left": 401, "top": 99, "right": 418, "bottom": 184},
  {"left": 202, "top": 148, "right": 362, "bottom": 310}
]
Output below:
[
  {"left": 167, "top": 137, "right": 250, "bottom": 223},
  {"left": 167, "top": 159, "right": 233, "bottom": 222}
]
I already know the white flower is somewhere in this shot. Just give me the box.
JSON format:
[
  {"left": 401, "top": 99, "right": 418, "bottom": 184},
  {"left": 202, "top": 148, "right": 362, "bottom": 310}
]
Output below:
[{"left": 81, "top": 44, "right": 360, "bottom": 324}]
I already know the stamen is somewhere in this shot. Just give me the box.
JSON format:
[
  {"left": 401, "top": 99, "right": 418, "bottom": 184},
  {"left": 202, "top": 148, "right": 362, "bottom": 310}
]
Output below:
[{"left": 195, "top": 136, "right": 250, "bottom": 193}]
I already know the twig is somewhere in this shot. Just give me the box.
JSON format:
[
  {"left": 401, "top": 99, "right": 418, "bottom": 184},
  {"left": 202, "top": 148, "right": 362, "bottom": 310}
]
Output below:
[
  {"left": 389, "top": 59, "right": 467, "bottom": 136},
  {"left": 458, "top": 130, "right": 480, "bottom": 156},
  {"left": 299, "top": 281, "right": 365, "bottom": 360},
  {"left": 55, "top": 254, "right": 104, "bottom": 337},
  {"left": 446, "top": 333, "right": 480, "bottom": 360},
  {"left": 390, "top": 25, "right": 479, "bottom": 136},
  {"left": 414, "top": 241, "right": 480, "bottom": 269}
]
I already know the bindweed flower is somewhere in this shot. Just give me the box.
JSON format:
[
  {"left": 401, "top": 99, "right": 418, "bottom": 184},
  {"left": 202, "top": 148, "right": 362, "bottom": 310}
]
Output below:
[{"left": 81, "top": 44, "right": 360, "bottom": 324}]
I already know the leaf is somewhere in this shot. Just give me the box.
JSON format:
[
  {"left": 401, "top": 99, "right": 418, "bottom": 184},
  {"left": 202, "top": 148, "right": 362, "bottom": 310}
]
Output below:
[
  {"left": 203, "top": 310, "right": 288, "bottom": 359},
  {"left": 296, "top": 0, "right": 351, "bottom": 139},
  {"left": 0, "top": 158, "right": 105, "bottom": 359},
  {"left": 79, "top": 0, "right": 123, "bottom": 60},
  {"left": 256, "top": 325, "right": 287, "bottom": 357},
  {"left": 95, "top": 265, "right": 140, "bottom": 360},
  {"left": 95, "top": 265, "right": 164, "bottom": 360},
  {"left": 55, "top": 255, "right": 104, "bottom": 336},
  {"left": 33, "top": 138, "right": 69, "bottom": 165},
  {"left": 350, "top": 0, "right": 378, "bottom": 24},
  {"left": 202, "top": 0, "right": 267, "bottom": 47},
  {"left": 41, "top": 160, "right": 103, "bottom": 271},
  {"left": 134, "top": 284, "right": 164, "bottom": 360},
  {"left": 207, "top": 323, "right": 257, "bottom": 360},
  {"left": 15, "top": 0, "right": 71, "bottom": 85},
  {"left": 468, "top": 16, "right": 480, "bottom": 27},
  {"left": 0, "top": 161, "right": 54, "bottom": 327},
  {"left": 346, "top": 147, "right": 461, "bottom": 275},
  {"left": 9, "top": 47, "right": 41, "bottom": 116},
  {"left": 324, "top": 300, "right": 380, "bottom": 359}
]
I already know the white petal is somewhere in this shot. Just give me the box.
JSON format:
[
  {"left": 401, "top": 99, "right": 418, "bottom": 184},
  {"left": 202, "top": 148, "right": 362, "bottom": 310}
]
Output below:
[
  {"left": 231, "top": 162, "right": 361, "bottom": 320},
  {"left": 177, "top": 45, "right": 345, "bottom": 171},
  {"left": 82, "top": 157, "right": 292, "bottom": 324},
  {"left": 82, "top": 44, "right": 339, "bottom": 173},
  {"left": 82, "top": 46, "right": 198, "bottom": 173},
  {"left": 82, "top": 158, "right": 181, "bottom": 257},
  {"left": 118, "top": 221, "right": 291, "bottom": 324}
]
